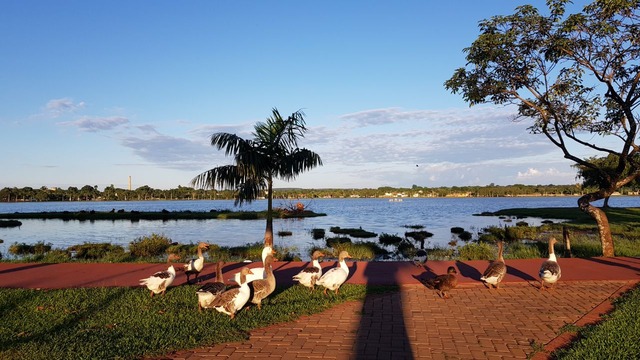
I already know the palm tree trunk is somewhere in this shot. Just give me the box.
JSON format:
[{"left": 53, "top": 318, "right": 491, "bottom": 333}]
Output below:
[
  {"left": 264, "top": 177, "right": 274, "bottom": 247},
  {"left": 578, "top": 193, "right": 615, "bottom": 257}
]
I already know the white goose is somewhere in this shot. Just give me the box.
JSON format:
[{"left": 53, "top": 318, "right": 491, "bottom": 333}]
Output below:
[
  {"left": 317, "top": 251, "right": 351, "bottom": 295},
  {"left": 292, "top": 250, "right": 325, "bottom": 291},
  {"left": 139, "top": 253, "right": 181, "bottom": 297},
  {"left": 183, "top": 242, "right": 210, "bottom": 284},
  {"left": 539, "top": 237, "right": 561, "bottom": 291},
  {"left": 480, "top": 241, "right": 507, "bottom": 289},
  {"left": 211, "top": 267, "right": 254, "bottom": 319},
  {"left": 232, "top": 245, "right": 276, "bottom": 284},
  {"left": 196, "top": 261, "right": 227, "bottom": 311}
]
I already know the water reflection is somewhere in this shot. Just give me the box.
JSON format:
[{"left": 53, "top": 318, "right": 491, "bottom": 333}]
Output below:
[{"left": 0, "top": 197, "right": 635, "bottom": 258}]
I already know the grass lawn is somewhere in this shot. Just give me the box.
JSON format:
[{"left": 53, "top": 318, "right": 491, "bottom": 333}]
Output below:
[
  {"left": 553, "top": 283, "right": 640, "bottom": 359},
  {"left": 0, "top": 283, "right": 394, "bottom": 360}
]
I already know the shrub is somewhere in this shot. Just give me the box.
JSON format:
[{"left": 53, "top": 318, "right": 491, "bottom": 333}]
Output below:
[
  {"left": 330, "top": 226, "right": 377, "bottom": 238},
  {"left": 311, "top": 228, "right": 325, "bottom": 240},
  {"left": 405, "top": 231, "right": 434, "bottom": 241},
  {"left": 326, "top": 236, "right": 352, "bottom": 248},
  {"left": 9, "top": 241, "right": 52, "bottom": 256},
  {"left": 277, "top": 231, "right": 293, "bottom": 237},
  {"left": 128, "top": 233, "right": 172, "bottom": 258},
  {"left": 68, "top": 243, "right": 125, "bottom": 260},
  {"left": 457, "top": 242, "right": 496, "bottom": 260},
  {"left": 450, "top": 227, "right": 465, "bottom": 234},
  {"left": 458, "top": 231, "right": 473, "bottom": 241},
  {"left": 378, "top": 233, "right": 403, "bottom": 246}
]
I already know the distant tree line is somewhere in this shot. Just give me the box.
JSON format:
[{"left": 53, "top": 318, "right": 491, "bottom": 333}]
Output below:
[{"left": 1, "top": 182, "right": 637, "bottom": 203}]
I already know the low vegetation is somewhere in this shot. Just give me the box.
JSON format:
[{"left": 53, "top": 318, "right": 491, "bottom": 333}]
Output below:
[{"left": 0, "top": 283, "right": 395, "bottom": 360}]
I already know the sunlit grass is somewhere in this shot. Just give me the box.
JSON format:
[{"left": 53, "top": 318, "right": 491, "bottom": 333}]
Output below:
[
  {"left": 553, "top": 284, "right": 640, "bottom": 359},
  {"left": 0, "top": 284, "right": 394, "bottom": 360}
]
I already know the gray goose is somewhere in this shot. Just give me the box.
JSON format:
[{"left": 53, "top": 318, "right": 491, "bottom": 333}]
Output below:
[{"left": 480, "top": 241, "right": 506, "bottom": 289}]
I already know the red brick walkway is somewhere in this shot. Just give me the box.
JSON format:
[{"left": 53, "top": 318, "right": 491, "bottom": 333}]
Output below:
[{"left": 1, "top": 257, "right": 639, "bottom": 359}]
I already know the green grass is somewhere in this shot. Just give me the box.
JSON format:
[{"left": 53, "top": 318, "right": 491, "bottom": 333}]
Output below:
[
  {"left": 553, "top": 284, "right": 640, "bottom": 359},
  {"left": 0, "top": 284, "right": 394, "bottom": 360}
]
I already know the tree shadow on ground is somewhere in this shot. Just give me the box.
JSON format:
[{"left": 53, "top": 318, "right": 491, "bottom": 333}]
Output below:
[{"left": 355, "top": 261, "right": 414, "bottom": 359}]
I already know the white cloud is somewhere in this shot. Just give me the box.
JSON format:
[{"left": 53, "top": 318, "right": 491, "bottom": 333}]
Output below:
[
  {"left": 59, "top": 116, "right": 129, "bottom": 132},
  {"left": 46, "top": 98, "right": 85, "bottom": 117}
]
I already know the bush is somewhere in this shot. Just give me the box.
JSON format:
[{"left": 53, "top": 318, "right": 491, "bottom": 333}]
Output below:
[
  {"left": 378, "top": 233, "right": 403, "bottom": 246},
  {"left": 128, "top": 233, "right": 172, "bottom": 258},
  {"left": 277, "top": 231, "right": 293, "bottom": 237},
  {"left": 326, "top": 236, "right": 352, "bottom": 248},
  {"left": 68, "top": 243, "right": 125, "bottom": 260},
  {"left": 330, "top": 226, "right": 377, "bottom": 238},
  {"left": 9, "top": 241, "right": 52, "bottom": 256},
  {"left": 457, "top": 242, "right": 496, "bottom": 261},
  {"left": 311, "top": 228, "right": 325, "bottom": 240},
  {"left": 450, "top": 227, "right": 465, "bottom": 234},
  {"left": 458, "top": 231, "right": 473, "bottom": 241}
]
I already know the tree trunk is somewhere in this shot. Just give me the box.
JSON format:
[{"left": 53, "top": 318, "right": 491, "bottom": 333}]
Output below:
[
  {"left": 578, "top": 193, "right": 615, "bottom": 257},
  {"left": 562, "top": 226, "right": 572, "bottom": 258},
  {"left": 603, "top": 196, "right": 610, "bottom": 208},
  {"left": 264, "top": 178, "right": 274, "bottom": 247}
]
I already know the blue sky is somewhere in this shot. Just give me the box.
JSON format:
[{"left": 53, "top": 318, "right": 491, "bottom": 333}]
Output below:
[{"left": 0, "top": 1, "right": 592, "bottom": 190}]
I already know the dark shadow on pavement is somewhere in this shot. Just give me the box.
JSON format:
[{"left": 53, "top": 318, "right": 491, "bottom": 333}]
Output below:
[
  {"left": 0, "top": 263, "right": 53, "bottom": 275},
  {"left": 455, "top": 261, "right": 482, "bottom": 281},
  {"left": 355, "top": 261, "right": 414, "bottom": 359},
  {"left": 506, "top": 264, "right": 537, "bottom": 281},
  {"left": 585, "top": 257, "right": 640, "bottom": 273}
]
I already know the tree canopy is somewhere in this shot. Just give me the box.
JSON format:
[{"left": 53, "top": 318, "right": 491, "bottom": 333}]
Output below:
[{"left": 444, "top": 0, "right": 640, "bottom": 256}]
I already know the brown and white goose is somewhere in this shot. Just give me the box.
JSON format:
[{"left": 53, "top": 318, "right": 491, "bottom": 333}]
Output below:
[
  {"left": 196, "top": 261, "right": 227, "bottom": 311},
  {"left": 292, "top": 250, "right": 325, "bottom": 291},
  {"left": 424, "top": 266, "right": 458, "bottom": 299},
  {"left": 480, "top": 241, "right": 506, "bottom": 289},
  {"left": 184, "top": 242, "right": 210, "bottom": 284},
  {"left": 316, "top": 251, "right": 351, "bottom": 295},
  {"left": 249, "top": 254, "right": 276, "bottom": 310},
  {"left": 211, "top": 267, "right": 254, "bottom": 319},
  {"left": 539, "top": 237, "right": 561, "bottom": 291},
  {"left": 139, "top": 253, "right": 181, "bottom": 297}
]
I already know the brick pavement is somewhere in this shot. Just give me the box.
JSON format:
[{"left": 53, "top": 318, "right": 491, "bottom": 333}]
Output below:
[{"left": 156, "top": 280, "right": 637, "bottom": 360}]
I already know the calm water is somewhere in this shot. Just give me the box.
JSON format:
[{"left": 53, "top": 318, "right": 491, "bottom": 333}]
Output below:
[{"left": 0, "top": 196, "right": 636, "bottom": 258}]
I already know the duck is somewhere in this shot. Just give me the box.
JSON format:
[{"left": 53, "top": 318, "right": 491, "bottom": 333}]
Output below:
[
  {"left": 139, "top": 253, "right": 181, "bottom": 297},
  {"left": 292, "top": 250, "right": 325, "bottom": 290},
  {"left": 316, "top": 251, "right": 351, "bottom": 295},
  {"left": 424, "top": 266, "right": 458, "bottom": 299},
  {"left": 539, "top": 237, "right": 561, "bottom": 291},
  {"left": 183, "top": 242, "right": 210, "bottom": 284},
  {"left": 249, "top": 254, "right": 276, "bottom": 310},
  {"left": 232, "top": 245, "right": 276, "bottom": 284},
  {"left": 196, "top": 261, "right": 227, "bottom": 311},
  {"left": 480, "top": 241, "right": 506, "bottom": 289},
  {"left": 211, "top": 267, "right": 254, "bottom": 319},
  {"left": 413, "top": 238, "right": 428, "bottom": 267}
]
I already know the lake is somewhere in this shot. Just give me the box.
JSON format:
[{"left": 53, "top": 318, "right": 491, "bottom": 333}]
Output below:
[{"left": 0, "top": 196, "right": 637, "bottom": 259}]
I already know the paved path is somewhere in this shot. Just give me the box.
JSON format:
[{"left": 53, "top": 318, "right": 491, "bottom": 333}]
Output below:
[{"left": 1, "top": 257, "right": 639, "bottom": 359}]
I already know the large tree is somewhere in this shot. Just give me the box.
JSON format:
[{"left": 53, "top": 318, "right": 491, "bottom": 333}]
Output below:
[
  {"left": 444, "top": 0, "right": 640, "bottom": 256},
  {"left": 191, "top": 108, "right": 323, "bottom": 247}
]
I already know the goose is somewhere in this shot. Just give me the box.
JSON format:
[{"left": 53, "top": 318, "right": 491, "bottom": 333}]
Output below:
[
  {"left": 316, "top": 251, "right": 351, "bottom": 295},
  {"left": 196, "top": 261, "right": 227, "bottom": 311},
  {"left": 413, "top": 238, "right": 428, "bottom": 267},
  {"left": 424, "top": 266, "right": 458, "bottom": 299},
  {"left": 232, "top": 245, "right": 276, "bottom": 284},
  {"left": 292, "top": 250, "right": 325, "bottom": 290},
  {"left": 480, "top": 241, "right": 506, "bottom": 289},
  {"left": 539, "top": 237, "right": 561, "bottom": 291},
  {"left": 139, "top": 253, "right": 181, "bottom": 297},
  {"left": 211, "top": 267, "right": 254, "bottom": 319},
  {"left": 183, "top": 242, "right": 210, "bottom": 284},
  {"left": 249, "top": 254, "right": 276, "bottom": 310}
]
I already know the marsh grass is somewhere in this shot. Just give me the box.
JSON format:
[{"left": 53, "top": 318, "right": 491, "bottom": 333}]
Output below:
[{"left": 0, "top": 283, "right": 393, "bottom": 360}]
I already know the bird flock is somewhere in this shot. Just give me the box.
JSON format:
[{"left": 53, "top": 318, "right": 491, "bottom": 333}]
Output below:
[
  {"left": 139, "top": 237, "right": 562, "bottom": 319},
  {"left": 138, "top": 243, "right": 353, "bottom": 320}
]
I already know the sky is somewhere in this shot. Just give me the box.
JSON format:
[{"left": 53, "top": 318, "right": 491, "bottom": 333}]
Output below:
[{"left": 0, "top": 1, "right": 596, "bottom": 191}]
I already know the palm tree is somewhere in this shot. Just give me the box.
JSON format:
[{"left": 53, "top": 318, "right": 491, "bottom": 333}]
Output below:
[{"left": 191, "top": 108, "right": 323, "bottom": 247}]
